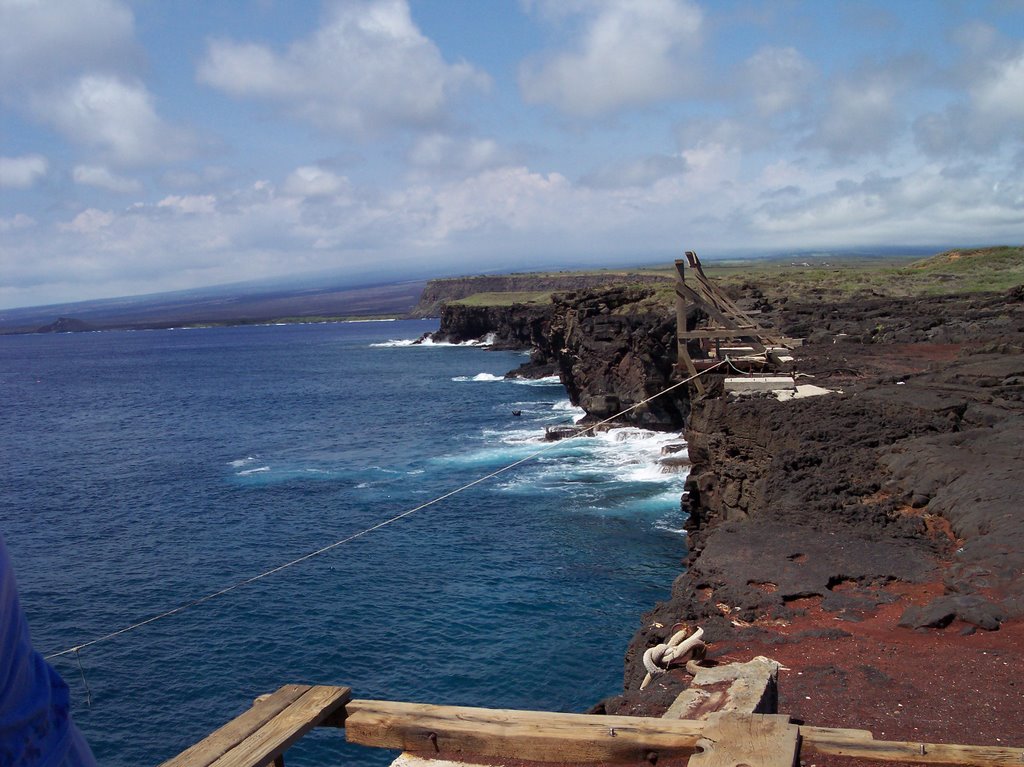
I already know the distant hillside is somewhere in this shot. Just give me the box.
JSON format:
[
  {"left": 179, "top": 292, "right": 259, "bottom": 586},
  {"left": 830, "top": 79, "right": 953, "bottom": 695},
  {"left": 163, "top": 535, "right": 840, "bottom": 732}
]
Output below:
[
  {"left": 0, "top": 279, "right": 426, "bottom": 334},
  {"left": 409, "top": 270, "right": 673, "bottom": 317}
]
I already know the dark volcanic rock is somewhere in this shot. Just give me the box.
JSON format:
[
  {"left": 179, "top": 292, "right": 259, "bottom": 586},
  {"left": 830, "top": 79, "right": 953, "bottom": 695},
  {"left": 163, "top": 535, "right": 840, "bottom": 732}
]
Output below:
[
  {"left": 431, "top": 302, "right": 553, "bottom": 349},
  {"left": 614, "top": 287, "right": 1024, "bottom": 706},
  {"left": 431, "top": 285, "right": 695, "bottom": 429},
  {"left": 545, "top": 287, "right": 691, "bottom": 429},
  {"left": 899, "top": 594, "right": 1004, "bottom": 631}
]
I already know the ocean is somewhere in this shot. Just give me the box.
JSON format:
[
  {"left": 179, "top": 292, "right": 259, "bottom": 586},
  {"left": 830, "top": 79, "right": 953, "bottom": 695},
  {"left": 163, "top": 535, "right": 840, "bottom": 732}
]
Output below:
[{"left": 0, "top": 319, "right": 690, "bottom": 766}]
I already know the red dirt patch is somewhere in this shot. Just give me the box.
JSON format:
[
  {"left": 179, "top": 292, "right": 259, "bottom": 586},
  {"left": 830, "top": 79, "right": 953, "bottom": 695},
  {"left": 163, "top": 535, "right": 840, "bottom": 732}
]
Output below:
[{"left": 715, "top": 581, "right": 1024, "bottom": 761}]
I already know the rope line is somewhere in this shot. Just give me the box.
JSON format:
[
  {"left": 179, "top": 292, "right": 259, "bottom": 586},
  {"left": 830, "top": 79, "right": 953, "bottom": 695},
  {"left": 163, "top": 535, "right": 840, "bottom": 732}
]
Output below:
[{"left": 45, "top": 360, "right": 726, "bottom": 661}]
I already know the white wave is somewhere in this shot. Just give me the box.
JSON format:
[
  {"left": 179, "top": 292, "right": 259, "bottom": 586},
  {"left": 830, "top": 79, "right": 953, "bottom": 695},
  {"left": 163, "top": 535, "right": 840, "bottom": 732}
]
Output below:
[
  {"left": 370, "top": 338, "right": 419, "bottom": 347},
  {"left": 551, "top": 399, "right": 586, "bottom": 423},
  {"left": 451, "top": 372, "right": 505, "bottom": 382},
  {"left": 654, "top": 520, "right": 689, "bottom": 535},
  {"left": 344, "top": 318, "right": 397, "bottom": 323},
  {"left": 372, "top": 330, "right": 498, "bottom": 349},
  {"left": 229, "top": 456, "right": 258, "bottom": 468},
  {"left": 237, "top": 466, "right": 271, "bottom": 476},
  {"left": 508, "top": 375, "right": 562, "bottom": 386}
]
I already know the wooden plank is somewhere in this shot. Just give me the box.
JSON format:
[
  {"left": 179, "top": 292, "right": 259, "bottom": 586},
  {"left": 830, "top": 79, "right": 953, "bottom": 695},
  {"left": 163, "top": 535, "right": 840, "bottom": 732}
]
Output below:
[
  {"left": 800, "top": 726, "right": 1024, "bottom": 766},
  {"left": 675, "top": 284, "right": 743, "bottom": 330},
  {"left": 677, "top": 329, "right": 763, "bottom": 340},
  {"left": 211, "top": 685, "right": 351, "bottom": 767},
  {"left": 344, "top": 700, "right": 706, "bottom": 763},
  {"left": 675, "top": 259, "right": 705, "bottom": 395},
  {"left": 689, "top": 713, "right": 799, "bottom": 767},
  {"left": 161, "top": 685, "right": 311, "bottom": 767}
]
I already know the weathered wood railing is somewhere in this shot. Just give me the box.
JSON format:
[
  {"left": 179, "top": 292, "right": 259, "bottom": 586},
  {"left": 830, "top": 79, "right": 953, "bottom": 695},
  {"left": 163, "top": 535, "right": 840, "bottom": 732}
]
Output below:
[{"left": 160, "top": 683, "right": 1024, "bottom": 767}]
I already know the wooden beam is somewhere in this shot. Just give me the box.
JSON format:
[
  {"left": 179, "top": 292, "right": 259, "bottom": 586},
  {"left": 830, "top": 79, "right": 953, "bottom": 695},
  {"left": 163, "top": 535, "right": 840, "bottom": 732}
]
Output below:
[
  {"left": 343, "top": 700, "right": 1023, "bottom": 767},
  {"left": 344, "top": 700, "right": 705, "bottom": 763},
  {"left": 677, "top": 329, "right": 764, "bottom": 340},
  {"left": 675, "top": 283, "right": 749, "bottom": 331},
  {"left": 674, "top": 258, "right": 705, "bottom": 395},
  {"left": 689, "top": 713, "right": 799, "bottom": 767},
  {"left": 161, "top": 685, "right": 351, "bottom": 767},
  {"left": 800, "top": 726, "right": 1024, "bottom": 766}
]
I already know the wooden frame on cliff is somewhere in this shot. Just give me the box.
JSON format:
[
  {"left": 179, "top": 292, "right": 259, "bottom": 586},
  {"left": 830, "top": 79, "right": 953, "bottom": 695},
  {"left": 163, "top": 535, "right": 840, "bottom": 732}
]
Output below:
[
  {"left": 161, "top": 684, "right": 1024, "bottom": 767},
  {"left": 674, "top": 251, "right": 784, "bottom": 396}
]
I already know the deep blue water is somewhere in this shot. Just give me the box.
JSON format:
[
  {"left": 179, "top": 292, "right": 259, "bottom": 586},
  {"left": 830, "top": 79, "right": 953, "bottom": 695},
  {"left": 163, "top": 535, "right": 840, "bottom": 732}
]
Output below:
[{"left": 0, "top": 320, "right": 689, "bottom": 766}]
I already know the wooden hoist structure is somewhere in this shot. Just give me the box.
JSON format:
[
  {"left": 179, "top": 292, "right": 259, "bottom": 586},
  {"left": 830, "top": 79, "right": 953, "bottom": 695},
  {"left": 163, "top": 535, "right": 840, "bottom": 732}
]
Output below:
[
  {"left": 673, "top": 251, "right": 790, "bottom": 395},
  {"left": 161, "top": 683, "right": 1023, "bottom": 767}
]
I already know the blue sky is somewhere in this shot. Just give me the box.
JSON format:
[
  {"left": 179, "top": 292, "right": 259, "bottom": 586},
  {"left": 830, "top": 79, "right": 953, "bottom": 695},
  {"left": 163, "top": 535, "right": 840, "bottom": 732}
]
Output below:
[{"left": 1, "top": 0, "right": 1022, "bottom": 309}]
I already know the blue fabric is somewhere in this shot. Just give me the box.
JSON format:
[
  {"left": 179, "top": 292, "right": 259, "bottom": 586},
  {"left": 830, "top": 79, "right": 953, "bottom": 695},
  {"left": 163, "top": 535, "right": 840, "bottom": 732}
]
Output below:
[{"left": 1, "top": 536, "right": 97, "bottom": 767}]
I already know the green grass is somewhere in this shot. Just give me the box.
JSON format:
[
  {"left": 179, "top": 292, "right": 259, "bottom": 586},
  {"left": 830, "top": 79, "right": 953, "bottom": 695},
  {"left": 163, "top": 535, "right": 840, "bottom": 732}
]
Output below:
[
  {"left": 441, "top": 247, "right": 1024, "bottom": 309},
  {"left": 704, "top": 247, "right": 1024, "bottom": 302},
  {"left": 451, "top": 290, "right": 557, "bottom": 307}
]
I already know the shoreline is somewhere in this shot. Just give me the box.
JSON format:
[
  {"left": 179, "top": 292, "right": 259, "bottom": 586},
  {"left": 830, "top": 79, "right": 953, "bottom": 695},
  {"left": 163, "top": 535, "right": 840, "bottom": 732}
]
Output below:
[{"left": 431, "top": 280, "right": 1024, "bottom": 744}]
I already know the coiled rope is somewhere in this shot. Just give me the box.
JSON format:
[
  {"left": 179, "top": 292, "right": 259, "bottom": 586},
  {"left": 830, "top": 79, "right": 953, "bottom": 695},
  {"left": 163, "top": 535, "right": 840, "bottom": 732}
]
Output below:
[{"left": 44, "top": 359, "right": 727, "bottom": 661}]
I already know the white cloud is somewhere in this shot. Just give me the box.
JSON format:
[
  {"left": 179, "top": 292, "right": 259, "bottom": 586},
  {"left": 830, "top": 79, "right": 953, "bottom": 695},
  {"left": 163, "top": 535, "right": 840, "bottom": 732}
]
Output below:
[
  {"left": 0, "top": 0, "right": 136, "bottom": 91},
  {"left": 197, "top": 0, "right": 489, "bottom": 136},
  {"left": 29, "top": 75, "right": 195, "bottom": 166},
  {"left": 742, "top": 47, "right": 816, "bottom": 117},
  {"left": 73, "top": 164, "right": 142, "bottom": 193},
  {"left": 407, "top": 134, "right": 505, "bottom": 173},
  {"left": 157, "top": 195, "right": 218, "bottom": 215},
  {"left": 283, "top": 166, "right": 350, "bottom": 198},
  {"left": 972, "top": 51, "right": 1024, "bottom": 122},
  {"left": 914, "top": 46, "right": 1024, "bottom": 157},
  {"left": 0, "top": 213, "right": 36, "bottom": 232},
  {"left": 580, "top": 153, "right": 688, "bottom": 188},
  {"left": 519, "top": 0, "right": 703, "bottom": 116},
  {"left": 60, "top": 208, "right": 116, "bottom": 233},
  {"left": 0, "top": 155, "right": 48, "bottom": 188},
  {"left": 0, "top": 2, "right": 192, "bottom": 168},
  {"left": 749, "top": 165, "right": 1024, "bottom": 243},
  {"left": 806, "top": 73, "right": 904, "bottom": 160}
]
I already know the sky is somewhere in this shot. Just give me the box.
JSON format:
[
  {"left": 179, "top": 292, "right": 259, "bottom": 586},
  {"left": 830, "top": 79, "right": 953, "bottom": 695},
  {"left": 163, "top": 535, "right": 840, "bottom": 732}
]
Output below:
[{"left": 1, "top": 0, "right": 1022, "bottom": 309}]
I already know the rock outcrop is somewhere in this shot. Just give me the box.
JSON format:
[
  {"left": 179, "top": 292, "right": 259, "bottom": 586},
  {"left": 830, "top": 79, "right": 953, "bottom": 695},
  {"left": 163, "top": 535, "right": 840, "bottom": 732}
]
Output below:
[
  {"left": 544, "top": 287, "right": 689, "bottom": 429},
  {"left": 410, "top": 273, "right": 671, "bottom": 318},
  {"left": 609, "top": 286, "right": 1024, "bottom": 715},
  {"left": 431, "top": 285, "right": 692, "bottom": 429},
  {"left": 431, "top": 302, "right": 554, "bottom": 350}
]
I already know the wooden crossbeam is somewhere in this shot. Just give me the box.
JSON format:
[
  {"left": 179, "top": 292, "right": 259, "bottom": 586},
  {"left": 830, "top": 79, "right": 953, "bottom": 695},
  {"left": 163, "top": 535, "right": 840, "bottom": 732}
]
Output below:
[
  {"left": 342, "top": 700, "right": 1024, "bottom": 767},
  {"left": 801, "top": 726, "right": 1024, "bottom": 767},
  {"left": 160, "top": 684, "right": 351, "bottom": 767},
  {"left": 163, "top": 689, "right": 1024, "bottom": 767},
  {"left": 675, "top": 251, "right": 784, "bottom": 349},
  {"left": 344, "top": 699, "right": 706, "bottom": 762},
  {"left": 677, "top": 329, "right": 765, "bottom": 340}
]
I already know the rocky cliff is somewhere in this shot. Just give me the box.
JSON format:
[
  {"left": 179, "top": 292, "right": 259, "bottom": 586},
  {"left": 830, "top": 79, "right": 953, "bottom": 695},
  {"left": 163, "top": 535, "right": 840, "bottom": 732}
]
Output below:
[
  {"left": 431, "top": 285, "right": 691, "bottom": 429},
  {"left": 431, "top": 302, "right": 554, "bottom": 350},
  {"left": 544, "top": 288, "right": 689, "bottom": 429},
  {"left": 606, "top": 286, "right": 1024, "bottom": 723},
  {"left": 411, "top": 272, "right": 671, "bottom": 318}
]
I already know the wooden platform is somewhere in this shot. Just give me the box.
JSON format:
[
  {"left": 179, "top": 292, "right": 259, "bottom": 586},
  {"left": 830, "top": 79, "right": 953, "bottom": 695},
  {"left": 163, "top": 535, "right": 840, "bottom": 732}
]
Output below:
[{"left": 161, "top": 685, "right": 1024, "bottom": 767}]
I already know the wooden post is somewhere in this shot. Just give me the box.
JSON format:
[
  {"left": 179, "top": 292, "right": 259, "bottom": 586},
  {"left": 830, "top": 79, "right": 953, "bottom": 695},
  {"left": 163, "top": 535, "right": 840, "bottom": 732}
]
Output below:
[
  {"left": 689, "top": 713, "right": 800, "bottom": 767},
  {"left": 675, "top": 258, "right": 706, "bottom": 395}
]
